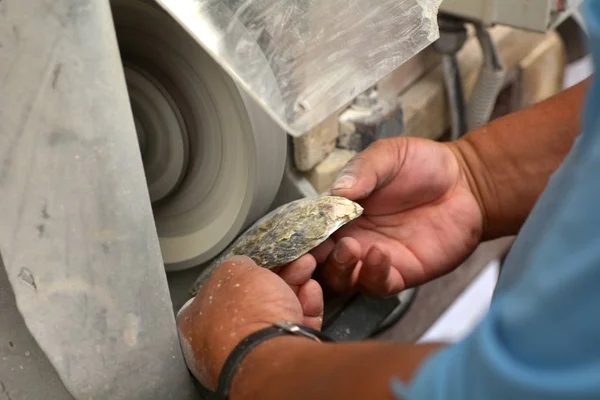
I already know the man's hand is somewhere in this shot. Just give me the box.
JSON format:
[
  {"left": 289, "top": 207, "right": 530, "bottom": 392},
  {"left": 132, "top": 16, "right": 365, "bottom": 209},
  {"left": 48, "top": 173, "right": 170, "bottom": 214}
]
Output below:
[
  {"left": 309, "top": 137, "right": 484, "bottom": 297},
  {"left": 303, "top": 79, "right": 588, "bottom": 298},
  {"left": 176, "top": 255, "right": 323, "bottom": 391}
]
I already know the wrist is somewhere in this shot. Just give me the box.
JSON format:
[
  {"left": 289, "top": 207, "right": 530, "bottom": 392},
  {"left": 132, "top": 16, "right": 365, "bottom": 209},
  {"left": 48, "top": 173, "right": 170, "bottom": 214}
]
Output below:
[
  {"left": 447, "top": 80, "right": 588, "bottom": 240},
  {"left": 206, "top": 321, "right": 272, "bottom": 390},
  {"left": 214, "top": 322, "right": 331, "bottom": 399},
  {"left": 229, "top": 335, "right": 321, "bottom": 399},
  {"left": 446, "top": 138, "right": 491, "bottom": 239}
]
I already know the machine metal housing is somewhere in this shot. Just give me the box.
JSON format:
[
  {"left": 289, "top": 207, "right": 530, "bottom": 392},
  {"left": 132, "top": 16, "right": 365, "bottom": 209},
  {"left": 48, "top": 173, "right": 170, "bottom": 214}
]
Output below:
[{"left": 439, "top": 0, "right": 583, "bottom": 32}]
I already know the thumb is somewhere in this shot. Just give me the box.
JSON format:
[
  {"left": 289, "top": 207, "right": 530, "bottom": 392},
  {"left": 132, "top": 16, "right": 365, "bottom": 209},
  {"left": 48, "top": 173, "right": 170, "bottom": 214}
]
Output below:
[
  {"left": 210, "top": 255, "right": 260, "bottom": 282},
  {"left": 330, "top": 138, "right": 405, "bottom": 200}
]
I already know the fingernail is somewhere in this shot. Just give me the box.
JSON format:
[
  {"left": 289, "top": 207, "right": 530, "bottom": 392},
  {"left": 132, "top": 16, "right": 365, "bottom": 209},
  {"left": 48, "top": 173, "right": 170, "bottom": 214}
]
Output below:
[
  {"left": 331, "top": 174, "right": 356, "bottom": 191},
  {"left": 333, "top": 244, "right": 352, "bottom": 264},
  {"left": 369, "top": 248, "right": 384, "bottom": 265}
]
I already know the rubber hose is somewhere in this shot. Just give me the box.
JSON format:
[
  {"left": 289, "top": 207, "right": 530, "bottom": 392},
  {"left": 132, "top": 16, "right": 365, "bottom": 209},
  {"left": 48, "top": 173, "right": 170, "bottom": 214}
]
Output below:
[
  {"left": 467, "top": 67, "right": 506, "bottom": 131},
  {"left": 467, "top": 26, "right": 507, "bottom": 131},
  {"left": 441, "top": 54, "right": 468, "bottom": 140}
]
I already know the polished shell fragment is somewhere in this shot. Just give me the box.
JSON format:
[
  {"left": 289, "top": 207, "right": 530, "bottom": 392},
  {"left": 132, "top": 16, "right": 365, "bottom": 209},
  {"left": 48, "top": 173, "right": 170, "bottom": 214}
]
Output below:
[{"left": 189, "top": 195, "right": 363, "bottom": 296}]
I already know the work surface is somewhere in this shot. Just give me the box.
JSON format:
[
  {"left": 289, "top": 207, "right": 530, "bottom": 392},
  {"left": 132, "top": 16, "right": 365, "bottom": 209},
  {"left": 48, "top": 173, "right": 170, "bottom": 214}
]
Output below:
[
  {"left": 377, "top": 237, "right": 514, "bottom": 343},
  {"left": 0, "top": 237, "right": 513, "bottom": 400}
]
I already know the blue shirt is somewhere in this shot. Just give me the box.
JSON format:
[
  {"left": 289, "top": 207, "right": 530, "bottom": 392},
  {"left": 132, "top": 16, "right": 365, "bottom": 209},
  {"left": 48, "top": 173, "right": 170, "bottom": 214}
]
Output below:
[{"left": 393, "top": 1, "right": 600, "bottom": 398}]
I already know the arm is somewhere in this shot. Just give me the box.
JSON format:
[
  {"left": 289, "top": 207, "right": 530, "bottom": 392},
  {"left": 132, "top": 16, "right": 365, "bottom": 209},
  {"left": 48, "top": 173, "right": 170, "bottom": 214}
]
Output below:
[
  {"left": 232, "top": 79, "right": 600, "bottom": 397},
  {"left": 177, "top": 256, "right": 446, "bottom": 399},
  {"left": 451, "top": 78, "right": 590, "bottom": 239},
  {"left": 316, "top": 78, "right": 590, "bottom": 296},
  {"left": 231, "top": 338, "right": 442, "bottom": 400}
]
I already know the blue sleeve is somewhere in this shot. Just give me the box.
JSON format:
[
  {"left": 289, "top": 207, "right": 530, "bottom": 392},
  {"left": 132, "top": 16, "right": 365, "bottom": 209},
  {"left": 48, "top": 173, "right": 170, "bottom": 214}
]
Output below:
[
  {"left": 392, "top": 195, "right": 600, "bottom": 399},
  {"left": 391, "top": 2, "right": 600, "bottom": 398}
]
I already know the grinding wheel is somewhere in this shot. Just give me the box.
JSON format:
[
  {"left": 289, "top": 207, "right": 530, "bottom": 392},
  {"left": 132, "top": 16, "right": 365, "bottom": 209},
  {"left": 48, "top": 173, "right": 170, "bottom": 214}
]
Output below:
[{"left": 111, "top": 0, "right": 287, "bottom": 271}]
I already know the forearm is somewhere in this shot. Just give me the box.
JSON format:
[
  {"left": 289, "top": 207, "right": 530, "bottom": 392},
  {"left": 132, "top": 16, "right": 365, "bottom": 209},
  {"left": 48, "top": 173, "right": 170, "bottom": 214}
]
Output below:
[
  {"left": 452, "top": 78, "right": 590, "bottom": 239},
  {"left": 230, "top": 337, "right": 443, "bottom": 400}
]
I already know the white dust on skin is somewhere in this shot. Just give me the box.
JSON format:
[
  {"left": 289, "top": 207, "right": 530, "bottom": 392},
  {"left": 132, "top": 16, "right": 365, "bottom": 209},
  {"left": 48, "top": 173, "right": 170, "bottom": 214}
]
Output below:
[
  {"left": 176, "top": 258, "right": 256, "bottom": 386},
  {"left": 177, "top": 297, "right": 195, "bottom": 318},
  {"left": 179, "top": 333, "right": 210, "bottom": 386},
  {"left": 177, "top": 296, "right": 209, "bottom": 384}
]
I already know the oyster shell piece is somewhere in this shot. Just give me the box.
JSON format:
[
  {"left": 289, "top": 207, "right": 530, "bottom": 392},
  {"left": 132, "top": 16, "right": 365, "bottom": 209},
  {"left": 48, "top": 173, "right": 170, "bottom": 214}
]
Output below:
[{"left": 189, "top": 195, "right": 363, "bottom": 296}]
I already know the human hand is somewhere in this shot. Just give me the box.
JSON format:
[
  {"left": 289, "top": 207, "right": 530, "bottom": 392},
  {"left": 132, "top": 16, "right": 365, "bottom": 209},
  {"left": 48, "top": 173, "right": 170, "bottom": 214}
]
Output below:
[
  {"left": 307, "top": 137, "right": 483, "bottom": 297},
  {"left": 176, "top": 255, "right": 323, "bottom": 390}
]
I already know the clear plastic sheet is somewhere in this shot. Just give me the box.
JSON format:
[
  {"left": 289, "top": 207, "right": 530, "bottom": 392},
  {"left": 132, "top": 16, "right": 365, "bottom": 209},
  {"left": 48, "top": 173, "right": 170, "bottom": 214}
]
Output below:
[{"left": 155, "top": 0, "right": 442, "bottom": 136}]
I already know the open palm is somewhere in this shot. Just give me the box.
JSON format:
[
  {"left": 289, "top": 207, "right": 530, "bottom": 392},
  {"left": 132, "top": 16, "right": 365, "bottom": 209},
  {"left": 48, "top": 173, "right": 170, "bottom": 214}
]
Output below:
[{"left": 305, "top": 137, "right": 484, "bottom": 297}]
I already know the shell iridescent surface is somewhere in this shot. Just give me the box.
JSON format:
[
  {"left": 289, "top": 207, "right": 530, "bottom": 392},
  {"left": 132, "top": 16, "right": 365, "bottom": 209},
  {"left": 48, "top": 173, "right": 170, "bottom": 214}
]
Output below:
[{"left": 189, "top": 195, "right": 363, "bottom": 295}]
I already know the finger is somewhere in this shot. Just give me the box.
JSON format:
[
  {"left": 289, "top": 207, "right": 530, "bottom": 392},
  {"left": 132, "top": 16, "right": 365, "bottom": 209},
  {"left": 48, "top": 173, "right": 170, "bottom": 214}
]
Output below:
[
  {"left": 319, "top": 237, "right": 361, "bottom": 293},
  {"left": 310, "top": 238, "right": 335, "bottom": 264},
  {"left": 278, "top": 254, "right": 317, "bottom": 293},
  {"left": 211, "top": 255, "right": 258, "bottom": 284},
  {"left": 297, "top": 279, "right": 324, "bottom": 330},
  {"left": 356, "top": 246, "right": 405, "bottom": 297},
  {"left": 330, "top": 138, "right": 405, "bottom": 200},
  {"left": 298, "top": 279, "right": 323, "bottom": 317},
  {"left": 303, "top": 316, "right": 324, "bottom": 331},
  {"left": 220, "top": 255, "right": 259, "bottom": 271}
]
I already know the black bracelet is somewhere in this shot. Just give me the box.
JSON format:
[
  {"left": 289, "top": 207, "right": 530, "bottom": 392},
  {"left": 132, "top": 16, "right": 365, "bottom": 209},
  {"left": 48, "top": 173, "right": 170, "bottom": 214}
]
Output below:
[{"left": 210, "top": 321, "right": 334, "bottom": 400}]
